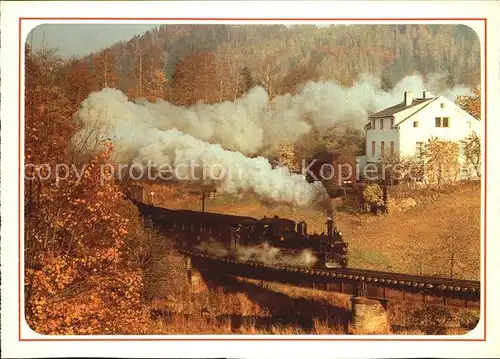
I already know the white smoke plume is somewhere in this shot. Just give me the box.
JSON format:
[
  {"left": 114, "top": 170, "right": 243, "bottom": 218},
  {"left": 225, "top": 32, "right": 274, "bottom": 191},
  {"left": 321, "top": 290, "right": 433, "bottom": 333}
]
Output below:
[
  {"left": 195, "top": 239, "right": 318, "bottom": 268},
  {"left": 73, "top": 91, "right": 328, "bottom": 207},
  {"left": 74, "top": 73, "right": 471, "bottom": 157},
  {"left": 72, "top": 73, "right": 470, "bottom": 207}
]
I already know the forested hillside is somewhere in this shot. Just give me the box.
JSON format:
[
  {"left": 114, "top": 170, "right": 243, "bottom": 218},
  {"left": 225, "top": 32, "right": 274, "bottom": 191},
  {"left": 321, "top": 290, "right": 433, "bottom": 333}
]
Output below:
[
  {"left": 56, "top": 24, "right": 480, "bottom": 106},
  {"left": 23, "top": 23, "right": 482, "bottom": 335}
]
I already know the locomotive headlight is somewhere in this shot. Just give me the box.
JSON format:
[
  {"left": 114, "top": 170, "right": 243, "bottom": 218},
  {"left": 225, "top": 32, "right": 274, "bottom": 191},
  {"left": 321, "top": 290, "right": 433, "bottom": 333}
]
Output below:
[{"left": 338, "top": 232, "right": 343, "bottom": 236}]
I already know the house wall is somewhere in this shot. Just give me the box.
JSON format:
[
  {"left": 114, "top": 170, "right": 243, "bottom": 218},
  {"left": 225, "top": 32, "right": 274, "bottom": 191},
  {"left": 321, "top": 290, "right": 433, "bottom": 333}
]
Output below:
[
  {"left": 397, "top": 96, "right": 481, "bottom": 158},
  {"left": 360, "top": 95, "right": 481, "bottom": 181},
  {"left": 365, "top": 117, "right": 399, "bottom": 163}
]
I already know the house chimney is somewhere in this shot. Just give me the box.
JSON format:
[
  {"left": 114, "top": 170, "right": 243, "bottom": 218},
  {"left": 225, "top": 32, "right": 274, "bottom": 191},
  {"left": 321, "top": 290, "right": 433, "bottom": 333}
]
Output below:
[
  {"left": 422, "top": 90, "right": 432, "bottom": 99},
  {"left": 404, "top": 91, "right": 413, "bottom": 106}
]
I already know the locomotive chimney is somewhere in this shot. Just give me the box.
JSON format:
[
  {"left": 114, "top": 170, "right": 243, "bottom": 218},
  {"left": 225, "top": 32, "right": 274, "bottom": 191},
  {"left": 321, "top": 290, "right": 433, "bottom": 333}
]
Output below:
[{"left": 326, "top": 217, "right": 333, "bottom": 237}]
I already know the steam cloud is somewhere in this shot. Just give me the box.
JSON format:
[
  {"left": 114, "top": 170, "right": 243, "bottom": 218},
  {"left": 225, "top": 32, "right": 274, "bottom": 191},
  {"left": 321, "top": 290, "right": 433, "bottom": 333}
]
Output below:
[
  {"left": 74, "top": 91, "right": 328, "bottom": 207},
  {"left": 73, "top": 73, "right": 471, "bottom": 207},
  {"left": 196, "top": 238, "right": 318, "bottom": 268},
  {"left": 75, "top": 73, "right": 471, "bottom": 156}
]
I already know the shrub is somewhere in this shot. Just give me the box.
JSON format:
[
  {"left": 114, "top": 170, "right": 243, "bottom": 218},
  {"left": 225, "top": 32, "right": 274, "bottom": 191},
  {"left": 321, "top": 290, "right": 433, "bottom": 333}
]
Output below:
[{"left": 362, "top": 184, "right": 384, "bottom": 213}]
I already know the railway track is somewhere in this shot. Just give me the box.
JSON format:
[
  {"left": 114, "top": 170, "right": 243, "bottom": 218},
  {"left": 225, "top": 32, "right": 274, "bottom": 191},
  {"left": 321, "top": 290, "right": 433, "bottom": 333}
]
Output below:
[{"left": 180, "top": 249, "right": 480, "bottom": 308}]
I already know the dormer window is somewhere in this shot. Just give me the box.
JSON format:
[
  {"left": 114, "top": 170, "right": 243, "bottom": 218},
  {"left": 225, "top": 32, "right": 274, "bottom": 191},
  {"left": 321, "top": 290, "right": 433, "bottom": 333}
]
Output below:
[
  {"left": 413, "top": 121, "right": 419, "bottom": 128},
  {"left": 441, "top": 103, "right": 445, "bottom": 108}
]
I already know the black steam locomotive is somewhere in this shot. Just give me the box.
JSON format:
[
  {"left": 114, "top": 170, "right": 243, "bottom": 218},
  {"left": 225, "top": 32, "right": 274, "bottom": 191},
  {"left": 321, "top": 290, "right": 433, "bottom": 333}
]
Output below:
[
  {"left": 124, "top": 184, "right": 348, "bottom": 268},
  {"left": 133, "top": 199, "right": 348, "bottom": 269}
]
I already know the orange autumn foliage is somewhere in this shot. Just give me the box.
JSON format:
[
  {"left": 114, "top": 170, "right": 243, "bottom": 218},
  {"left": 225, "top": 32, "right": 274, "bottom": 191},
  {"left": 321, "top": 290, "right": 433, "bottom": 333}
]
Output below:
[
  {"left": 24, "top": 46, "right": 156, "bottom": 335},
  {"left": 25, "top": 144, "right": 152, "bottom": 334},
  {"left": 456, "top": 87, "right": 481, "bottom": 120}
]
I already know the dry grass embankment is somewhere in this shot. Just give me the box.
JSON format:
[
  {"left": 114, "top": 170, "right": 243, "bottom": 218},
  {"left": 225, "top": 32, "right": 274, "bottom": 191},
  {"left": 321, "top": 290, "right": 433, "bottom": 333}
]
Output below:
[{"left": 137, "top": 181, "right": 480, "bottom": 334}]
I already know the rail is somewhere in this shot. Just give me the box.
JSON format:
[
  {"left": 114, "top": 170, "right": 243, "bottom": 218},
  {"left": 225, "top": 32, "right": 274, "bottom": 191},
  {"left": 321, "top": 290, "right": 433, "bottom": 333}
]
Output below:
[{"left": 180, "top": 249, "right": 480, "bottom": 309}]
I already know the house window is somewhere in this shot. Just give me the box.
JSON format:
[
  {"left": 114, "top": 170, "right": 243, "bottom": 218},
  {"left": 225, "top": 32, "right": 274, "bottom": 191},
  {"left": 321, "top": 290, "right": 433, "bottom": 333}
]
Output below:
[
  {"left": 380, "top": 118, "right": 384, "bottom": 130},
  {"left": 381, "top": 141, "right": 385, "bottom": 156},
  {"left": 441, "top": 103, "right": 445, "bottom": 108},
  {"left": 390, "top": 141, "right": 395, "bottom": 156},
  {"left": 435, "top": 117, "right": 450, "bottom": 128},
  {"left": 390, "top": 118, "right": 394, "bottom": 128},
  {"left": 416, "top": 142, "right": 424, "bottom": 156},
  {"left": 413, "top": 121, "right": 419, "bottom": 128},
  {"left": 371, "top": 141, "right": 376, "bottom": 155},
  {"left": 371, "top": 119, "right": 375, "bottom": 129},
  {"left": 467, "top": 121, "right": 472, "bottom": 132}
]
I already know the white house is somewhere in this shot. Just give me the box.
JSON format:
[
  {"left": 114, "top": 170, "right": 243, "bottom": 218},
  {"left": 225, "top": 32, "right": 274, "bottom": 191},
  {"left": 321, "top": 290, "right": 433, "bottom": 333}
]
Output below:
[{"left": 356, "top": 90, "right": 481, "bottom": 181}]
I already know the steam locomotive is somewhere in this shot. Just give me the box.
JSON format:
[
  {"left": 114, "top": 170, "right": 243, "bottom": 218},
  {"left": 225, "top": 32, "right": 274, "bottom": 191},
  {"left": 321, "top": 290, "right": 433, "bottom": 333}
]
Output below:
[
  {"left": 133, "top": 199, "right": 348, "bottom": 269},
  {"left": 124, "top": 184, "right": 348, "bottom": 268}
]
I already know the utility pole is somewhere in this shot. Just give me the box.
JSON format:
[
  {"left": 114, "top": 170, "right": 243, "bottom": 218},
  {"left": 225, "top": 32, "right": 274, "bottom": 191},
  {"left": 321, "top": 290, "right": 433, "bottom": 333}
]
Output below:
[{"left": 201, "top": 191, "right": 205, "bottom": 212}]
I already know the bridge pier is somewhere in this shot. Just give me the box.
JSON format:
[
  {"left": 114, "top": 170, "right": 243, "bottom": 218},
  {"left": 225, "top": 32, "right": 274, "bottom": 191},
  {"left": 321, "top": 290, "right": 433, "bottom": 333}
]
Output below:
[
  {"left": 185, "top": 256, "right": 207, "bottom": 293},
  {"left": 350, "top": 296, "right": 390, "bottom": 334}
]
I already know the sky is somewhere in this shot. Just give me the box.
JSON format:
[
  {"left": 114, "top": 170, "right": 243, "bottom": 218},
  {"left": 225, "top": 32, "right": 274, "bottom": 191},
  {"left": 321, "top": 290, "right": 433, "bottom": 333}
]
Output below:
[{"left": 28, "top": 24, "right": 159, "bottom": 59}]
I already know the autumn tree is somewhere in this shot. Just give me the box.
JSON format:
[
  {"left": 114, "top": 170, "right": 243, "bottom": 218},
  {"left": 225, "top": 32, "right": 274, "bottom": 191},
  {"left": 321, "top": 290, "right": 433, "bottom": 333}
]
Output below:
[
  {"left": 379, "top": 150, "right": 405, "bottom": 185},
  {"left": 24, "top": 46, "right": 156, "bottom": 335},
  {"left": 391, "top": 155, "right": 425, "bottom": 186},
  {"left": 420, "top": 137, "right": 460, "bottom": 186},
  {"left": 143, "top": 42, "right": 168, "bottom": 102},
  {"left": 362, "top": 183, "right": 384, "bottom": 213},
  {"left": 278, "top": 60, "right": 318, "bottom": 96},
  {"left": 64, "top": 58, "right": 98, "bottom": 109},
  {"left": 25, "top": 45, "right": 76, "bottom": 215},
  {"left": 212, "top": 45, "right": 245, "bottom": 102},
  {"left": 252, "top": 53, "right": 289, "bottom": 100},
  {"left": 128, "top": 40, "right": 167, "bottom": 102},
  {"left": 171, "top": 50, "right": 219, "bottom": 106},
  {"left": 275, "top": 142, "right": 300, "bottom": 172},
  {"left": 236, "top": 66, "right": 255, "bottom": 98},
  {"left": 93, "top": 48, "right": 119, "bottom": 89},
  {"left": 461, "top": 132, "right": 481, "bottom": 178}
]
